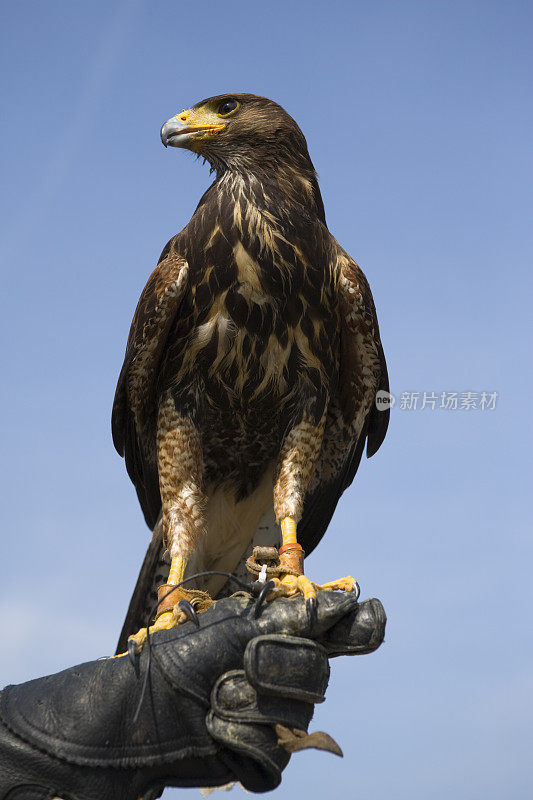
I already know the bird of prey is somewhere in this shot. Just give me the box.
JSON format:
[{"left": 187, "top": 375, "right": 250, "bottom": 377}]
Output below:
[{"left": 112, "top": 94, "right": 389, "bottom": 653}]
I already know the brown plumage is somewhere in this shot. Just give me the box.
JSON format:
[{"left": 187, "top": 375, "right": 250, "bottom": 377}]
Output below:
[{"left": 112, "top": 94, "right": 389, "bottom": 651}]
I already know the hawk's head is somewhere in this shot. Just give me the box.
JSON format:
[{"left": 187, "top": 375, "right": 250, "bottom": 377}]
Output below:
[{"left": 160, "top": 93, "right": 312, "bottom": 176}]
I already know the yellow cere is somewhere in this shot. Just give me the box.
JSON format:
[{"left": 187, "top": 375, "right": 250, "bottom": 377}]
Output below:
[{"left": 172, "top": 104, "right": 227, "bottom": 145}]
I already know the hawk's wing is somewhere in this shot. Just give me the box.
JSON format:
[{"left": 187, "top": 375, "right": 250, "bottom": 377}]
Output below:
[
  {"left": 112, "top": 252, "right": 189, "bottom": 529},
  {"left": 298, "top": 248, "right": 389, "bottom": 556}
]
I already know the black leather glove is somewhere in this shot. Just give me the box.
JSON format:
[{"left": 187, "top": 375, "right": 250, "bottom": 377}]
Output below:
[{"left": 0, "top": 591, "right": 385, "bottom": 800}]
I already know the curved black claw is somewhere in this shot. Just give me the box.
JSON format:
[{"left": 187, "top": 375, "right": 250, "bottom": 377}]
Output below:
[
  {"left": 127, "top": 639, "right": 140, "bottom": 677},
  {"left": 254, "top": 579, "right": 276, "bottom": 618},
  {"left": 353, "top": 580, "right": 361, "bottom": 601},
  {"left": 178, "top": 599, "right": 200, "bottom": 627},
  {"left": 306, "top": 596, "right": 318, "bottom": 629}
]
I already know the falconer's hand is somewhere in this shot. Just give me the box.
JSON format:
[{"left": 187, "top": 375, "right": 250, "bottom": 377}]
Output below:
[{"left": 0, "top": 591, "right": 385, "bottom": 800}]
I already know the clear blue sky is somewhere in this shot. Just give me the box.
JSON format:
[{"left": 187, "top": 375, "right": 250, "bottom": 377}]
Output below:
[{"left": 1, "top": 1, "right": 532, "bottom": 798}]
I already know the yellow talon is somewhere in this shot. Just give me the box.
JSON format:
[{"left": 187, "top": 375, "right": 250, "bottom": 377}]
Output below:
[
  {"left": 122, "top": 610, "right": 176, "bottom": 655},
  {"left": 316, "top": 576, "right": 358, "bottom": 593},
  {"left": 296, "top": 574, "right": 318, "bottom": 601},
  {"left": 265, "top": 572, "right": 357, "bottom": 609},
  {"left": 115, "top": 606, "right": 191, "bottom": 657},
  {"left": 116, "top": 584, "right": 214, "bottom": 657},
  {"left": 269, "top": 573, "right": 318, "bottom": 600}
]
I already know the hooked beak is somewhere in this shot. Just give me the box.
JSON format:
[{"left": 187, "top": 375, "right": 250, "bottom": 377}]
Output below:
[{"left": 160, "top": 116, "right": 226, "bottom": 148}]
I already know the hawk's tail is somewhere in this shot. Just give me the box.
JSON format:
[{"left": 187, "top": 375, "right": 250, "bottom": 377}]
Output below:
[{"left": 115, "top": 520, "right": 169, "bottom": 655}]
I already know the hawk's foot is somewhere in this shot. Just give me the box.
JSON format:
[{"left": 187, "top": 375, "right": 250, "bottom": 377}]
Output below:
[
  {"left": 125, "top": 585, "right": 214, "bottom": 655},
  {"left": 277, "top": 542, "right": 358, "bottom": 599},
  {"left": 247, "top": 545, "right": 359, "bottom": 623},
  {"left": 269, "top": 573, "right": 359, "bottom": 623}
]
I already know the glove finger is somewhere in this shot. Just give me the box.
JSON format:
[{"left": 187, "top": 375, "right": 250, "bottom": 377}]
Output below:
[
  {"left": 319, "top": 597, "right": 386, "bottom": 657},
  {"left": 253, "top": 590, "right": 360, "bottom": 640},
  {"left": 210, "top": 669, "right": 314, "bottom": 730},
  {"left": 206, "top": 711, "right": 289, "bottom": 793},
  {"left": 245, "top": 635, "right": 329, "bottom": 703}
]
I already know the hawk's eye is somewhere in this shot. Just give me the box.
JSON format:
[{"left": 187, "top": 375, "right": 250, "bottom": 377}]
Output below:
[{"left": 218, "top": 98, "right": 239, "bottom": 117}]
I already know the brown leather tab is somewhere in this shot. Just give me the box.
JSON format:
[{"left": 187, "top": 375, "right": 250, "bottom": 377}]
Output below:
[
  {"left": 246, "top": 546, "right": 282, "bottom": 577},
  {"left": 275, "top": 724, "right": 343, "bottom": 757},
  {"left": 252, "top": 546, "right": 280, "bottom": 566},
  {"left": 278, "top": 546, "right": 304, "bottom": 575},
  {"left": 156, "top": 584, "right": 213, "bottom": 618}
]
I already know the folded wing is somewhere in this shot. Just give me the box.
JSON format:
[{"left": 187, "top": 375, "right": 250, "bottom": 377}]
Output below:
[
  {"left": 112, "top": 253, "right": 189, "bottom": 529},
  {"left": 298, "top": 248, "right": 389, "bottom": 556}
]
